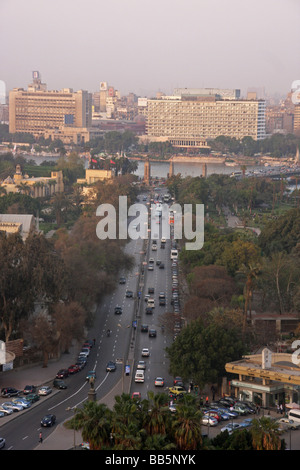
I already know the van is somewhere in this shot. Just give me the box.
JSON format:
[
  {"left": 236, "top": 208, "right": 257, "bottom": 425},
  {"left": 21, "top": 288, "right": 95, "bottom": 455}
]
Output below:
[
  {"left": 135, "top": 370, "right": 145, "bottom": 383},
  {"left": 147, "top": 298, "right": 155, "bottom": 309},
  {"left": 288, "top": 409, "right": 300, "bottom": 423}
]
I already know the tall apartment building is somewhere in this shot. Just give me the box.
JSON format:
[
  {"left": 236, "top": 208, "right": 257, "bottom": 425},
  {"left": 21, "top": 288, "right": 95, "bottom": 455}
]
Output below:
[
  {"left": 145, "top": 94, "right": 266, "bottom": 147},
  {"left": 9, "top": 73, "right": 92, "bottom": 138},
  {"left": 294, "top": 104, "right": 300, "bottom": 137}
]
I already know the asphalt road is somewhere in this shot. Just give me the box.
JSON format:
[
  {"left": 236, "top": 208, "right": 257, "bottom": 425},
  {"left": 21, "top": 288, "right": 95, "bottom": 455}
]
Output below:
[{"left": 0, "top": 189, "right": 177, "bottom": 450}]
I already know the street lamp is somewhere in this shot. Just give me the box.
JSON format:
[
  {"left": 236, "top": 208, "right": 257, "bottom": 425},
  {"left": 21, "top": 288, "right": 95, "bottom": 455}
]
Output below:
[{"left": 66, "top": 406, "right": 77, "bottom": 449}]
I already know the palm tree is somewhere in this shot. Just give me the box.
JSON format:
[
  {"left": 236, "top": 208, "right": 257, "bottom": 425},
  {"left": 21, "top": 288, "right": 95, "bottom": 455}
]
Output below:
[
  {"left": 240, "top": 263, "right": 261, "bottom": 330},
  {"left": 171, "top": 397, "right": 203, "bottom": 450},
  {"left": 144, "top": 391, "right": 171, "bottom": 436},
  {"left": 67, "top": 401, "right": 112, "bottom": 450},
  {"left": 111, "top": 394, "right": 142, "bottom": 448},
  {"left": 251, "top": 417, "right": 282, "bottom": 450}
]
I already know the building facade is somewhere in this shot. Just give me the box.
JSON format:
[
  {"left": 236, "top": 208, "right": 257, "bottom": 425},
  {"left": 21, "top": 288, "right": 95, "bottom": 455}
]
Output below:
[
  {"left": 145, "top": 95, "right": 266, "bottom": 145},
  {"left": 225, "top": 349, "right": 300, "bottom": 408},
  {"left": 1, "top": 164, "right": 64, "bottom": 198},
  {"left": 9, "top": 74, "right": 92, "bottom": 138}
]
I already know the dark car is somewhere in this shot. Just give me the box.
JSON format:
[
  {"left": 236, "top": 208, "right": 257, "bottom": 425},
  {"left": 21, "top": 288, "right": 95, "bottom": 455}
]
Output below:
[
  {"left": 159, "top": 263, "right": 165, "bottom": 269},
  {"left": 53, "top": 379, "right": 67, "bottom": 389},
  {"left": 41, "top": 414, "right": 56, "bottom": 427},
  {"left": 1, "top": 387, "right": 21, "bottom": 398},
  {"left": 106, "top": 361, "right": 116, "bottom": 372},
  {"left": 26, "top": 393, "right": 40, "bottom": 403},
  {"left": 114, "top": 306, "right": 122, "bottom": 315},
  {"left": 56, "top": 369, "right": 69, "bottom": 379},
  {"left": 141, "top": 324, "right": 149, "bottom": 332},
  {"left": 23, "top": 385, "right": 36, "bottom": 395},
  {"left": 119, "top": 277, "right": 126, "bottom": 284},
  {"left": 148, "top": 287, "right": 154, "bottom": 294},
  {"left": 125, "top": 290, "right": 133, "bottom": 298},
  {"left": 149, "top": 329, "right": 157, "bottom": 337},
  {"left": 145, "top": 307, "right": 153, "bottom": 315}
]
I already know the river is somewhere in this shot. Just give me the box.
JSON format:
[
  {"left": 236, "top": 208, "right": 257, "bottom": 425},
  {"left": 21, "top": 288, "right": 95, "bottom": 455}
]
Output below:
[{"left": 24, "top": 154, "right": 255, "bottom": 177}]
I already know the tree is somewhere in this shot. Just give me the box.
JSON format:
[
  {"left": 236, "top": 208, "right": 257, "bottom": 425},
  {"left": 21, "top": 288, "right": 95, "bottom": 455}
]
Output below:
[
  {"left": 251, "top": 417, "right": 282, "bottom": 450},
  {"left": 69, "top": 401, "right": 112, "bottom": 450},
  {"left": 166, "top": 317, "right": 245, "bottom": 390},
  {"left": 171, "top": 394, "right": 203, "bottom": 450}
]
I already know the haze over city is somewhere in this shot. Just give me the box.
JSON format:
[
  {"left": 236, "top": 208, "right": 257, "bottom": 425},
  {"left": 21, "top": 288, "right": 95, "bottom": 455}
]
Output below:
[{"left": 1, "top": 0, "right": 299, "bottom": 98}]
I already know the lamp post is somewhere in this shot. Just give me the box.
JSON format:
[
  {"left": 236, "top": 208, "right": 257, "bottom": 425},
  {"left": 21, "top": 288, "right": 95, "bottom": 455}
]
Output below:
[{"left": 66, "top": 406, "right": 77, "bottom": 449}]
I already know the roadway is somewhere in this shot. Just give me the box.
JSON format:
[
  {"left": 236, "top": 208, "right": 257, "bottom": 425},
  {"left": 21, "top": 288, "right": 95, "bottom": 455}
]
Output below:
[{"left": 0, "top": 188, "right": 177, "bottom": 450}]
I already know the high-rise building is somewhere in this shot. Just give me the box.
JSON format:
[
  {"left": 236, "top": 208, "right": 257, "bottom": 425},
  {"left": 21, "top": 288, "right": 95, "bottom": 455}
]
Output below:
[
  {"left": 9, "top": 73, "right": 92, "bottom": 137},
  {"left": 294, "top": 104, "right": 300, "bottom": 137},
  {"left": 145, "top": 94, "right": 266, "bottom": 146}
]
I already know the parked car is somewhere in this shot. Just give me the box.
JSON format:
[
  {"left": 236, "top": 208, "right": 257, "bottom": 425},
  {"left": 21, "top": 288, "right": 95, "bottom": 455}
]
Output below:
[
  {"left": 68, "top": 364, "right": 80, "bottom": 374},
  {"left": 26, "top": 393, "right": 40, "bottom": 403},
  {"left": 106, "top": 361, "right": 116, "bottom": 372},
  {"left": 53, "top": 379, "right": 67, "bottom": 389},
  {"left": 41, "top": 414, "right": 56, "bottom": 427},
  {"left": 232, "top": 404, "right": 248, "bottom": 415},
  {"left": 0, "top": 437, "right": 5, "bottom": 449},
  {"left": 201, "top": 416, "right": 218, "bottom": 426},
  {"left": 12, "top": 397, "right": 31, "bottom": 408},
  {"left": 23, "top": 385, "right": 36, "bottom": 395},
  {"left": 0, "top": 411, "right": 5, "bottom": 418},
  {"left": 221, "top": 422, "right": 242, "bottom": 434},
  {"left": 2, "top": 401, "right": 24, "bottom": 412},
  {"left": 276, "top": 417, "right": 300, "bottom": 431},
  {"left": 0, "top": 406, "right": 13, "bottom": 416},
  {"left": 1, "top": 387, "right": 21, "bottom": 398},
  {"left": 81, "top": 348, "right": 90, "bottom": 357},
  {"left": 203, "top": 410, "right": 222, "bottom": 422},
  {"left": 38, "top": 386, "right": 52, "bottom": 396},
  {"left": 56, "top": 369, "right": 69, "bottom": 379}
]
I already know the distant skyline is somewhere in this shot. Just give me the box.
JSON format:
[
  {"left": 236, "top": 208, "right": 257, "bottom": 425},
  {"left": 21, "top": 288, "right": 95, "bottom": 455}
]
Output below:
[{"left": 0, "top": 0, "right": 299, "bottom": 99}]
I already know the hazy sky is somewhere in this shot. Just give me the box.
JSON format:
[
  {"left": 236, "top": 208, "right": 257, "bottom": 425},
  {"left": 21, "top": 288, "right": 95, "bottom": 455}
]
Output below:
[{"left": 0, "top": 0, "right": 299, "bottom": 98}]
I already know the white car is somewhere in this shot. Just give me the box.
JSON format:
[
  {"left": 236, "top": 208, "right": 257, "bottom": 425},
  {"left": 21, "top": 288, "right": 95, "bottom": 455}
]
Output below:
[
  {"left": 12, "top": 398, "right": 31, "bottom": 408},
  {"left": 142, "top": 348, "right": 150, "bottom": 357},
  {"left": 201, "top": 416, "right": 218, "bottom": 426},
  {"left": 2, "top": 401, "right": 24, "bottom": 412},
  {"left": 38, "top": 386, "right": 52, "bottom": 396},
  {"left": 0, "top": 406, "right": 13, "bottom": 415},
  {"left": 221, "top": 422, "right": 241, "bottom": 434},
  {"left": 137, "top": 361, "right": 146, "bottom": 370},
  {"left": 154, "top": 377, "right": 164, "bottom": 387},
  {"left": 0, "top": 437, "right": 5, "bottom": 449}
]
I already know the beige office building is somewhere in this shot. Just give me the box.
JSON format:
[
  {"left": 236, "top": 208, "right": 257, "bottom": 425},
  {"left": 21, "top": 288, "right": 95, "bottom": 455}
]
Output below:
[
  {"left": 145, "top": 95, "right": 266, "bottom": 146},
  {"left": 9, "top": 76, "right": 92, "bottom": 138}
]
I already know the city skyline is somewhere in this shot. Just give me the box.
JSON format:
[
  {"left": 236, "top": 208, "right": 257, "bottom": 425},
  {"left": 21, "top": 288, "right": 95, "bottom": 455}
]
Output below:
[{"left": 0, "top": 0, "right": 299, "bottom": 98}]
